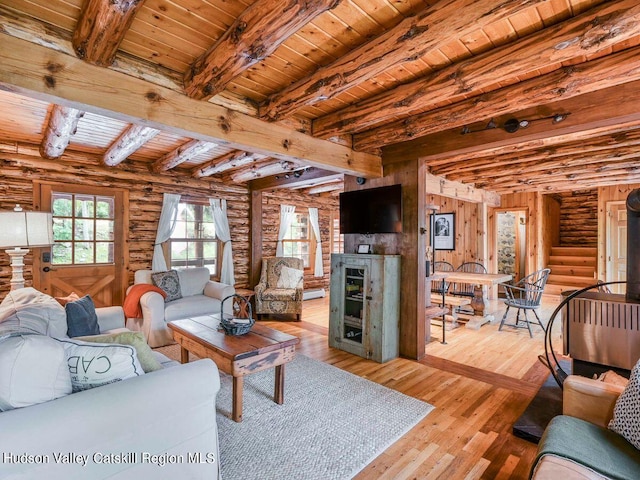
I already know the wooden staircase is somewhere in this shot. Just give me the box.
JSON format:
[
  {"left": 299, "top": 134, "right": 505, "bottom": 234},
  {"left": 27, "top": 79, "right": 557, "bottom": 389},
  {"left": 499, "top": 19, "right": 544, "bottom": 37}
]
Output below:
[{"left": 545, "top": 246, "right": 597, "bottom": 295}]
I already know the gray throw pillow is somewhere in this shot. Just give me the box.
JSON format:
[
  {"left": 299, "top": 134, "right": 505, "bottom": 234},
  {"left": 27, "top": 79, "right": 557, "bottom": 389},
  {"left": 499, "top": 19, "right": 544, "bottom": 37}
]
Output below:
[
  {"left": 65, "top": 295, "right": 100, "bottom": 337},
  {"left": 151, "top": 270, "right": 182, "bottom": 303},
  {"left": 609, "top": 359, "right": 640, "bottom": 449}
]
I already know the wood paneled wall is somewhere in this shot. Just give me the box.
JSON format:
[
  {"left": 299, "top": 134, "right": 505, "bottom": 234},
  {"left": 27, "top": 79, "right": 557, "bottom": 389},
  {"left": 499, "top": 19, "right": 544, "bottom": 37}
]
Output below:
[
  {"left": 557, "top": 189, "right": 598, "bottom": 246},
  {"left": 0, "top": 142, "right": 250, "bottom": 300},
  {"left": 597, "top": 183, "right": 640, "bottom": 282},
  {"left": 424, "top": 195, "right": 482, "bottom": 269},
  {"left": 258, "top": 189, "right": 337, "bottom": 292}
]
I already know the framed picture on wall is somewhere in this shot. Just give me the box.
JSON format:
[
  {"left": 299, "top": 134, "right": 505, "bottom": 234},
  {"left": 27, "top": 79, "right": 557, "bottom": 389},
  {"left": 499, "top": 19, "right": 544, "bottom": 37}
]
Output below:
[{"left": 432, "top": 213, "right": 455, "bottom": 250}]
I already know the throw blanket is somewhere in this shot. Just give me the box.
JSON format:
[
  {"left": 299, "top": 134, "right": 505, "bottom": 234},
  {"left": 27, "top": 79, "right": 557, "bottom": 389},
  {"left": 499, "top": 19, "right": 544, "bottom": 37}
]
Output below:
[{"left": 123, "top": 285, "right": 167, "bottom": 318}]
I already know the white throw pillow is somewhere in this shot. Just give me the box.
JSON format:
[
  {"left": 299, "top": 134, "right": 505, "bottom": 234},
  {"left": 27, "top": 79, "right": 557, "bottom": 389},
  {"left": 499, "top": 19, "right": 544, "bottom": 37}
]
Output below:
[
  {"left": 0, "top": 334, "right": 72, "bottom": 411},
  {"left": 56, "top": 338, "right": 144, "bottom": 392},
  {"left": 609, "top": 359, "right": 640, "bottom": 449},
  {"left": 276, "top": 266, "right": 303, "bottom": 289},
  {"left": 0, "top": 287, "right": 68, "bottom": 338}
]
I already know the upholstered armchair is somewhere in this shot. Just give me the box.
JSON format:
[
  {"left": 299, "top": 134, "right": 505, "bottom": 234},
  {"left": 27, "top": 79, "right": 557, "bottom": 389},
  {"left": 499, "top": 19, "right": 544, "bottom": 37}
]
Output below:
[{"left": 255, "top": 257, "right": 304, "bottom": 321}]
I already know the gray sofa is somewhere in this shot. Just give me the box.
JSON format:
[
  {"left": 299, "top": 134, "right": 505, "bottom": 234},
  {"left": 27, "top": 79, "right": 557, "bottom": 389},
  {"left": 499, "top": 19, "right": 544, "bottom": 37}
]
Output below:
[
  {"left": 0, "top": 289, "right": 222, "bottom": 480},
  {"left": 126, "top": 268, "right": 235, "bottom": 348}
]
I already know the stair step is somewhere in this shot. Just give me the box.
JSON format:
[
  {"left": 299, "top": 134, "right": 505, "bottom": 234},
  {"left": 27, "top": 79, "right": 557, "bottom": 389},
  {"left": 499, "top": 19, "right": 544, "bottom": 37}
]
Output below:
[
  {"left": 548, "top": 255, "right": 597, "bottom": 266},
  {"left": 550, "top": 246, "right": 597, "bottom": 256},
  {"left": 545, "top": 284, "right": 579, "bottom": 296},
  {"left": 548, "top": 265, "right": 596, "bottom": 277},
  {"left": 547, "top": 274, "right": 597, "bottom": 287}
]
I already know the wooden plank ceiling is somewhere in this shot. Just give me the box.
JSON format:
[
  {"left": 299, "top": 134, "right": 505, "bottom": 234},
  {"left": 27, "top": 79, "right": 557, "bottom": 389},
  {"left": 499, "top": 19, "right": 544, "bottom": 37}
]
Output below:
[{"left": 1, "top": 0, "right": 640, "bottom": 194}]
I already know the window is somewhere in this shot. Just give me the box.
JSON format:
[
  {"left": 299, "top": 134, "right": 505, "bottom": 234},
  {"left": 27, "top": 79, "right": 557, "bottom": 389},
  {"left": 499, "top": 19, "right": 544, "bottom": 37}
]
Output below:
[
  {"left": 331, "top": 213, "right": 344, "bottom": 254},
  {"left": 282, "top": 212, "right": 315, "bottom": 269},
  {"left": 169, "top": 203, "right": 219, "bottom": 276},
  {"left": 51, "top": 193, "right": 115, "bottom": 265}
]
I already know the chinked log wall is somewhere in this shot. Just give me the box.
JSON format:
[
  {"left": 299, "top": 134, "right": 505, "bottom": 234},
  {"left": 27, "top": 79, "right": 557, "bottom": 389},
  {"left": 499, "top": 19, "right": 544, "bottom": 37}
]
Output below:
[
  {"left": 259, "top": 189, "right": 337, "bottom": 293},
  {"left": 557, "top": 189, "right": 598, "bottom": 247},
  {"left": 0, "top": 142, "right": 253, "bottom": 299}
]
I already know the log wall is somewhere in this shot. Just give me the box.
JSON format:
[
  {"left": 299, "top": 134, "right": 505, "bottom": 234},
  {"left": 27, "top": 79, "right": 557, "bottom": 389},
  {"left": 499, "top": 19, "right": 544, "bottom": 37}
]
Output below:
[
  {"left": 0, "top": 142, "right": 252, "bottom": 300},
  {"left": 258, "top": 189, "right": 338, "bottom": 292},
  {"left": 557, "top": 189, "right": 598, "bottom": 247}
]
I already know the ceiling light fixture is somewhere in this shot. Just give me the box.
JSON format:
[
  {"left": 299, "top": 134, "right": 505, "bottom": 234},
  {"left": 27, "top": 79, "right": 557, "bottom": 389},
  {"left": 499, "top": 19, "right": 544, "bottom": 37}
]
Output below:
[{"left": 461, "top": 113, "right": 570, "bottom": 135}]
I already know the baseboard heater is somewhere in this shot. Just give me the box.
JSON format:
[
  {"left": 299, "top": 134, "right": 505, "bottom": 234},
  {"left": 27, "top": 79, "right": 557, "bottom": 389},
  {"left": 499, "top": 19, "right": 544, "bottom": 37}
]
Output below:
[{"left": 303, "top": 288, "right": 326, "bottom": 301}]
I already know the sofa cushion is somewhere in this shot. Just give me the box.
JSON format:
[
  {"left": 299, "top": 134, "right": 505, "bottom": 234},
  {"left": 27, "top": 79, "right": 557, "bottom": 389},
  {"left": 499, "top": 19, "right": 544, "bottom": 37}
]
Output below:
[
  {"left": 0, "top": 334, "right": 72, "bottom": 411},
  {"left": 151, "top": 270, "right": 183, "bottom": 302},
  {"left": 0, "top": 288, "right": 68, "bottom": 338},
  {"left": 535, "top": 415, "right": 640, "bottom": 479},
  {"left": 56, "top": 338, "right": 144, "bottom": 392},
  {"left": 177, "top": 267, "right": 211, "bottom": 297},
  {"left": 276, "top": 266, "right": 303, "bottom": 289},
  {"left": 262, "top": 288, "right": 298, "bottom": 301},
  {"left": 75, "top": 331, "right": 162, "bottom": 373},
  {"left": 609, "top": 360, "right": 640, "bottom": 450},
  {"left": 164, "top": 295, "right": 223, "bottom": 322},
  {"left": 65, "top": 295, "right": 100, "bottom": 337}
]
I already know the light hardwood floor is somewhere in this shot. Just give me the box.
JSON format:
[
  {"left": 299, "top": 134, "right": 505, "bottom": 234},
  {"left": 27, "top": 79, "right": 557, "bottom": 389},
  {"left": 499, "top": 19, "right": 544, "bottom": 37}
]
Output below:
[{"left": 261, "top": 295, "right": 564, "bottom": 479}]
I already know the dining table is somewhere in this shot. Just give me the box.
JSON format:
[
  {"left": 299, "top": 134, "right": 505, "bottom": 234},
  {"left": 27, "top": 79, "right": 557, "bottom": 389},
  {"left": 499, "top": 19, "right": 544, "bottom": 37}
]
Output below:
[{"left": 435, "top": 271, "right": 513, "bottom": 329}]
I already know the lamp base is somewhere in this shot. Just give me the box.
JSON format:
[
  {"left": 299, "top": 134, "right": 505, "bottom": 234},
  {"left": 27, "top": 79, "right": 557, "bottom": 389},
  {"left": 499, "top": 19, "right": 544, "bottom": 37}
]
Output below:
[{"left": 6, "top": 247, "right": 29, "bottom": 290}]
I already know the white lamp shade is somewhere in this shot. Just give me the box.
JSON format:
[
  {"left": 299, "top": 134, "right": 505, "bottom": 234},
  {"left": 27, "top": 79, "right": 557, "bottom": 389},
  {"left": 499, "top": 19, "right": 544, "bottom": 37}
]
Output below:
[{"left": 0, "top": 211, "right": 53, "bottom": 248}]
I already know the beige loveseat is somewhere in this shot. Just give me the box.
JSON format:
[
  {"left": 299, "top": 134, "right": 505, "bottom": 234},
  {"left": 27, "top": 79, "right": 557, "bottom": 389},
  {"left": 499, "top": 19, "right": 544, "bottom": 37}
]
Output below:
[
  {"left": 126, "top": 267, "right": 235, "bottom": 347},
  {"left": 0, "top": 288, "right": 221, "bottom": 480}
]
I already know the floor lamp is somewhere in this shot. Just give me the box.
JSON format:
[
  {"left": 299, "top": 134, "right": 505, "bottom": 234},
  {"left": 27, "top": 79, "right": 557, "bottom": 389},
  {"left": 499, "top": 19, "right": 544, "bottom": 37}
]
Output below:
[{"left": 0, "top": 205, "right": 53, "bottom": 290}]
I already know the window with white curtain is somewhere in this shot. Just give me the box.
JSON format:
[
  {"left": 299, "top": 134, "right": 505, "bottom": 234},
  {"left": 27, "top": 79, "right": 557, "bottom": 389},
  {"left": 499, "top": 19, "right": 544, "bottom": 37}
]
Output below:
[
  {"left": 282, "top": 212, "right": 316, "bottom": 269},
  {"left": 169, "top": 202, "right": 220, "bottom": 276},
  {"left": 330, "top": 212, "right": 344, "bottom": 254}
]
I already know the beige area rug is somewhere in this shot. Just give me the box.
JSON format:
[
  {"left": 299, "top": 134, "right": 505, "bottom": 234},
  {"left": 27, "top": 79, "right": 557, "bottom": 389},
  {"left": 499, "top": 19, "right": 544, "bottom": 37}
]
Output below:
[{"left": 156, "top": 344, "right": 434, "bottom": 480}]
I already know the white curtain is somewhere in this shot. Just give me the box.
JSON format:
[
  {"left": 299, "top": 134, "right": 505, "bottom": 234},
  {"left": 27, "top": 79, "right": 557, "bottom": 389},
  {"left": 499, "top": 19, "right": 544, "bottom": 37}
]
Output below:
[
  {"left": 210, "top": 198, "right": 235, "bottom": 286},
  {"left": 308, "top": 207, "right": 323, "bottom": 277},
  {"left": 152, "top": 193, "right": 181, "bottom": 272},
  {"left": 276, "top": 204, "right": 296, "bottom": 257}
]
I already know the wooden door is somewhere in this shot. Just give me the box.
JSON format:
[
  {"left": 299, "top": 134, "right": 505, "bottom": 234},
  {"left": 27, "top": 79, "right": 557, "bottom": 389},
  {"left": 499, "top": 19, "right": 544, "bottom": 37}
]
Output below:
[
  {"left": 34, "top": 183, "right": 129, "bottom": 306},
  {"left": 607, "top": 202, "right": 627, "bottom": 294}
]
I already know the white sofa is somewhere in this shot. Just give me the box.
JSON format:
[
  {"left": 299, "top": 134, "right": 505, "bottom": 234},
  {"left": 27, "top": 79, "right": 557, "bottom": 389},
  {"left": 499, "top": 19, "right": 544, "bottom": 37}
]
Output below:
[
  {"left": 0, "top": 291, "right": 222, "bottom": 480},
  {"left": 126, "top": 268, "right": 235, "bottom": 348}
]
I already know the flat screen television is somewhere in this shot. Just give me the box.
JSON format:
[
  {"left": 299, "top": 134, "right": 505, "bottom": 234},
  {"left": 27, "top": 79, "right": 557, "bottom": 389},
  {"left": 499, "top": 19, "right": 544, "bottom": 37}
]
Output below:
[{"left": 339, "top": 184, "right": 402, "bottom": 234}]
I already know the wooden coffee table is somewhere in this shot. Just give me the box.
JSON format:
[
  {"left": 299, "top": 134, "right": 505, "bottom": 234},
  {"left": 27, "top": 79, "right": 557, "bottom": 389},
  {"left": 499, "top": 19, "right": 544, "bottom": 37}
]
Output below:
[{"left": 167, "top": 315, "right": 299, "bottom": 422}]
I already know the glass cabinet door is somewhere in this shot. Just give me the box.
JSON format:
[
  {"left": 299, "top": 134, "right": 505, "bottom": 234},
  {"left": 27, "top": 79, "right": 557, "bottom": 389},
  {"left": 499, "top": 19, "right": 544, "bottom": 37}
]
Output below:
[{"left": 342, "top": 266, "right": 367, "bottom": 344}]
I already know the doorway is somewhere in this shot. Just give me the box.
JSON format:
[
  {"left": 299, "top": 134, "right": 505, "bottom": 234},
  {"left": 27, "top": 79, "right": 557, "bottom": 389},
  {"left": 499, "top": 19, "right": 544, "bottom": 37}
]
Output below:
[
  {"left": 606, "top": 201, "right": 627, "bottom": 294},
  {"left": 496, "top": 210, "right": 527, "bottom": 292},
  {"left": 34, "top": 183, "right": 129, "bottom": 306}
]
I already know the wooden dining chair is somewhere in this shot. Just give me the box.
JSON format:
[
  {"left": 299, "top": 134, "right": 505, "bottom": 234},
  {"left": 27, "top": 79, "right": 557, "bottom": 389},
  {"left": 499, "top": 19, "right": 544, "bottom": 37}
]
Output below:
[
  {"left": 498, "top": 268, "right": 551, "bottom": 337},
  {"left": 432, "top": 261, "right": 454, "bottom": 295}
]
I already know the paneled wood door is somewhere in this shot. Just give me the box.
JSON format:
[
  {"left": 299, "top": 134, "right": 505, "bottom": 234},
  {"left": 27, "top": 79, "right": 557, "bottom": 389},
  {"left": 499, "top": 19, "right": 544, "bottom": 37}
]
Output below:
[
  {"left": 606, "top": 202, "right": 627, "bottom": 294},
  {"left": 34, "top": 183, "right": 129, "bottom": 306}
]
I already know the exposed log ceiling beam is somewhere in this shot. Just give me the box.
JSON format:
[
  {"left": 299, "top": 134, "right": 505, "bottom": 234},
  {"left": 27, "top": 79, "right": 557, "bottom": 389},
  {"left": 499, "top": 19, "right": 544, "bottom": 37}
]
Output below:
[
  {"left": 230, "top": 158, "right": 301, "bottom": 183},
  {"left": 301, "top": 181, "right": 344, "bottom": 195},
  {"left": 430, "top": 129, "right": 640, "bottom": 177},
  {"left": 0, "top": 6, "right": 313, "bottom": 125},
  {"left": 72, "top": 0, "right": 146, "bottom": 67},
  {"left": 249, "top": 168, "right": 342, "bottom": 191},
  {"left": 103, "top": 125, "right": 160, "bottom": 167},
  {"left": 448, "top": 152, "right": 640, "bottom": 186},
  {"left": 152, "top": 139, "right": 219, "bottom": 173},
  {"left": 355, "top": 45, "right": 640, "bottom": 151},
  {"left": 313, "top": 0, "right": 640, "bottom": 138},
  {"left": 424, "top": 172, "right": 500, "bottom": 207},
  {"left": 0, "top": 34, "right": 382, "bottom": 178},
  {"left": 191, "top": 150, "right": 261, "bottom": 178},
  {"left": 259, "top": 0, "right": 545, "bottom": 122},
  {"left": 40, "top": 105, "right": 85, "bottom": 159},
  {"left": 184, "top": 0, "right": 340, "bottom": 100}
]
